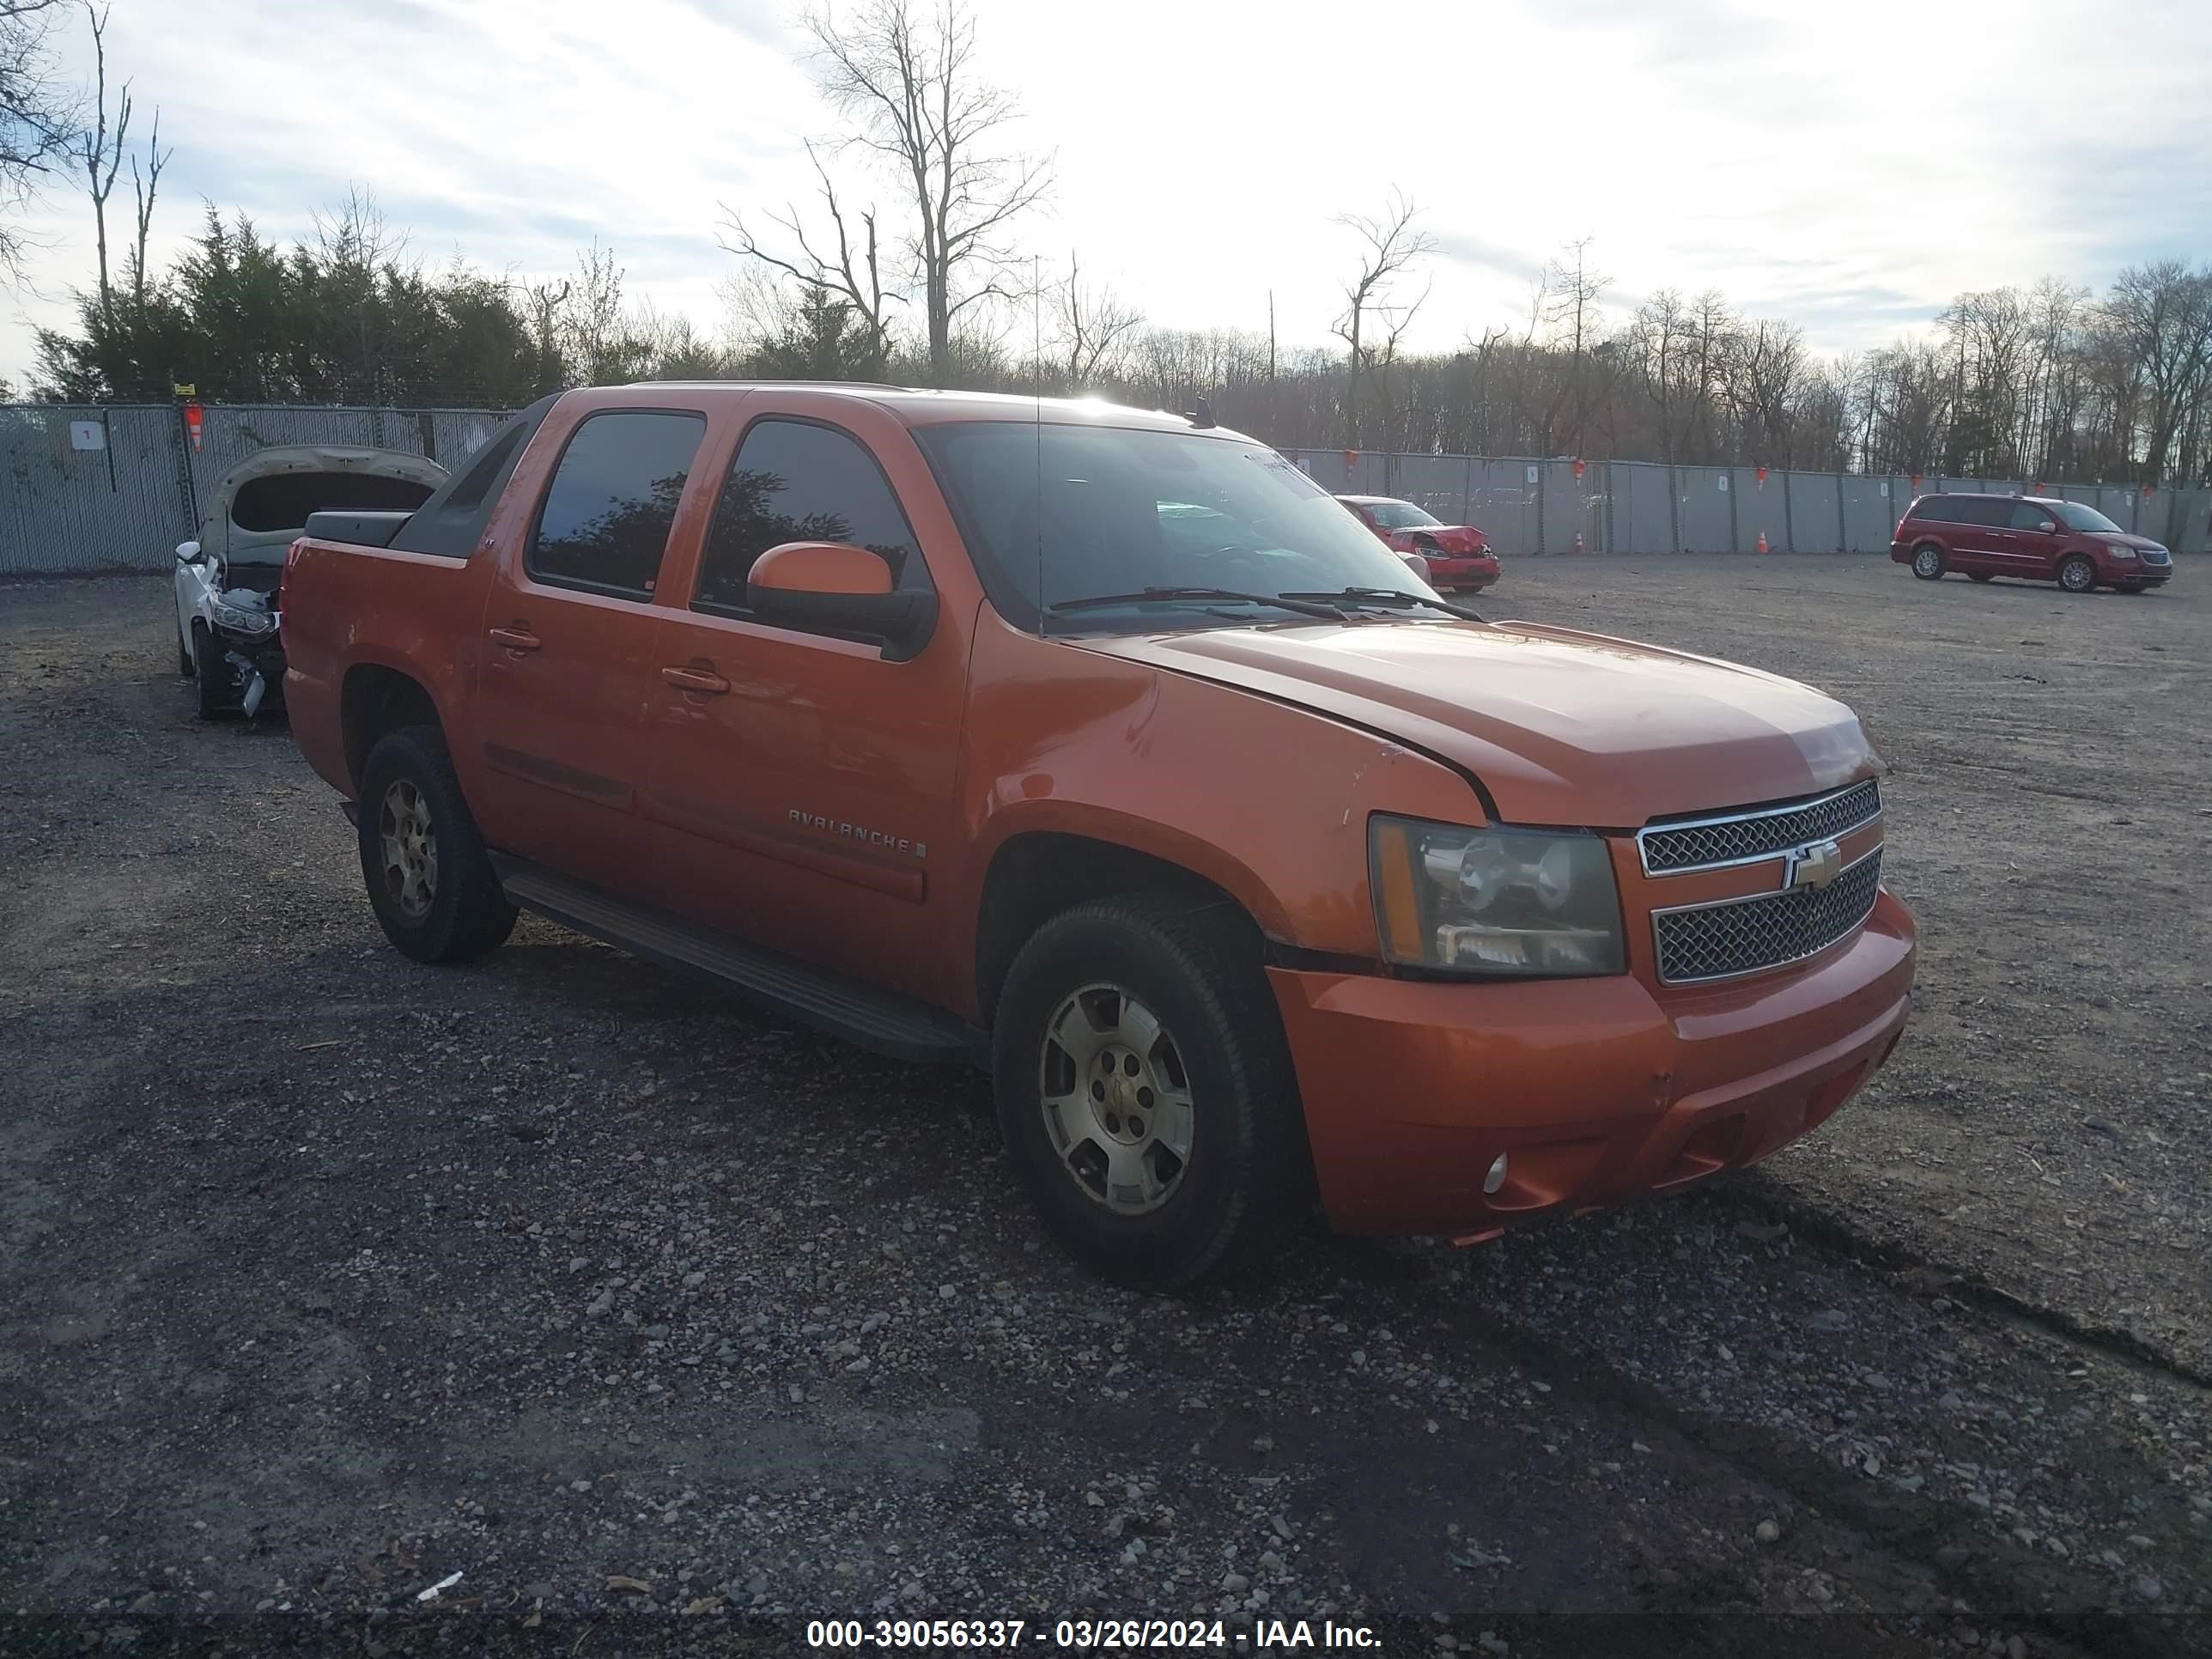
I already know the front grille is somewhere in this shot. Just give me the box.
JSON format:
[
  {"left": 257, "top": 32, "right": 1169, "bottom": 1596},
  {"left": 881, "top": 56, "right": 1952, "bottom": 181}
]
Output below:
[
  {"left": 1638, "top": 780, "right": 1881, "bottom": 875},
  {"left": 2142, "top": 548, "right": 2171, "bottom": 566},
  {"left": 1653, "top": 848, "right": 1883, "bottom": 983}
]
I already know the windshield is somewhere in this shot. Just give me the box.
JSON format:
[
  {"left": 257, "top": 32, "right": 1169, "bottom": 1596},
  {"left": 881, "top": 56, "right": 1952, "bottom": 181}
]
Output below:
[
  {"left": 1364, "top": 499, "right": 1442, "bottom": 530},
  {"left": 917, "top": 422, "right": 1431, "bottom": 630},
  {"left": 2051, "top": 501, "right": 2124, "bottom": 534}
]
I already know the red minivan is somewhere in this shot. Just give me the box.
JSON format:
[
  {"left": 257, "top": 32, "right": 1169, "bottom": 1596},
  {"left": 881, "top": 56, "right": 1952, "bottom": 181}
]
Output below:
[{"left": 1890, "top": 493, "right": 2172, "bottom": 592}]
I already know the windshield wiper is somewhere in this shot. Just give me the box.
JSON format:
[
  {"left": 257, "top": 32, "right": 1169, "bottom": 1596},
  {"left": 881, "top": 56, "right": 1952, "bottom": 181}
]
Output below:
[
  {"left": 1279, "top": 587, "right": 1488, "bottom": 622},
  {"left": 1048, "top": 586, "right": 1343, "bottom": 621}
]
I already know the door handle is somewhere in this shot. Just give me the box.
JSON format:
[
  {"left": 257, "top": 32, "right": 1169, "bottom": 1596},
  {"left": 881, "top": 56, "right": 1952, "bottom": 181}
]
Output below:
[
  {"left": 487, "top": 624, "right": 542, "bottom": 653},
  {"left": 661, "top": 664, "right": 731, "bottom": 696}
]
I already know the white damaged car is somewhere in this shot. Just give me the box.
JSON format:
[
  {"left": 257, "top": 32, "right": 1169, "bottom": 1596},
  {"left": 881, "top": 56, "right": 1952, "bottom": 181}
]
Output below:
[{"left": 174, "top": 445, "right": 447, "bottom": 718}]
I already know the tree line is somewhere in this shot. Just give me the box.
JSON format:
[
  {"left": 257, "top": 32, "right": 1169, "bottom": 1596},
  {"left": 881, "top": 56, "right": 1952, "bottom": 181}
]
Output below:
[{"left": 6, "top": 0, "right": 2209, "bottom": 483}]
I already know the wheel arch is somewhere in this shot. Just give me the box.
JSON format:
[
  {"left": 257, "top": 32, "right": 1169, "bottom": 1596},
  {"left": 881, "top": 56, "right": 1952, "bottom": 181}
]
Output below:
[
  {"left": 341, "top": 661, "right": 445, "bottom": 792},
  {"left": 973, "top": 828, "right": 1275, "bottom": 1027}
]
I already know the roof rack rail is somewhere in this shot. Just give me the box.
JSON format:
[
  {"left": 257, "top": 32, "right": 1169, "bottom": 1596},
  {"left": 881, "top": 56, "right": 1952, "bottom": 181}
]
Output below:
[{"left": 624, "top": 378, "right": 911, "bottom": 393}]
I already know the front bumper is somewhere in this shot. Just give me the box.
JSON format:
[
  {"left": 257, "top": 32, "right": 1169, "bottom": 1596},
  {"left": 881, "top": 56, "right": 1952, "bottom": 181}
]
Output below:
[
  {"left": 1270, "top": 889, "right": 1916, "bottom": 1238},
  {"left": 1425, "top": 557, "right": 1500, "bottom": 591},
  {"left": 2111, "top": 563, "right": 2169, "bottom": 586},
  {"left": 211, "top": 632, "right": 288, "bottom": 712}
]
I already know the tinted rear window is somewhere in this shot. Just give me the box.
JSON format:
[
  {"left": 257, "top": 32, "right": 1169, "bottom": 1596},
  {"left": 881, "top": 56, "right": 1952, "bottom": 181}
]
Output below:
[{"left": 231, "top": 471, "right": 434, "bottom": 532}]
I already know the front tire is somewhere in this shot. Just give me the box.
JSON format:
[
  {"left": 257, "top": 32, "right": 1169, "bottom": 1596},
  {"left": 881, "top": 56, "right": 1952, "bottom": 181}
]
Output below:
[
  {"left": 2058, "top": 555, "right": 2095, "bottom": 593},
  {"left": 991, "top": 895, "right": 1313, "bottom": 1291},
  {"left": 1910, "top": 543, "right": 1946, "bottom": 580},
  {"left": 356, "top": 725, "right": 518, "bottom": 963}
]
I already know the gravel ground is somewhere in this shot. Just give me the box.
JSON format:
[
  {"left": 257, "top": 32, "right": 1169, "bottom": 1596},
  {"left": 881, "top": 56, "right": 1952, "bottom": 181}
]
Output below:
[{"left": 1, "top": 560, "right": 2205, "bottom": 1659}]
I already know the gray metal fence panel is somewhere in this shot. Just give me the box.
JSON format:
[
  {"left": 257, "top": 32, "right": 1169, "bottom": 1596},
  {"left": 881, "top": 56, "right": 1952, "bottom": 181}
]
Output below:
[
  {"left": 1467, "top": 459, "right": 1539, "bottom": 555},
  {"left": 1613, "top": 460, "right": 1673, "bottom": 553},
  {"left": 1729, "top": 469, "right": 1783, "bottom": 553},
  {"left": 1781, "top": 471, "right": 1840, "bottom": 552},
  {"left": 2168, "top": 489, "right": 2209, "bottom": 554},
  {"left": 1538, "top": 460, "right": 1598, "bottom": 553},
  {"left": 1672, "top": 466, "right": 1732, "bottom": 552},
  {"left": 1838, "top": 475, "right": 1896, "bottom": 552},
  {"left": 1391, "top": 453, "right": 1472, "bottom": 526},
  {"left": 1, "top": 404, "right": 194, "bottom": 572},
  {"left": 2092, "top": 487, "right": 2132, "bottom": 527}
]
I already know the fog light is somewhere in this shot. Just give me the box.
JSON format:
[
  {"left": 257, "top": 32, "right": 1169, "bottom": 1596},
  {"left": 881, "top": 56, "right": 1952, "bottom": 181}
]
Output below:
[{"left": 1482, "top": 1153, "right": 1510, "bottom": 1196}]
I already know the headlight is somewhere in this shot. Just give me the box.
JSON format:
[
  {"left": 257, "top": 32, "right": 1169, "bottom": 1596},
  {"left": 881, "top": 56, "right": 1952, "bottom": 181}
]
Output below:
[
  {"left": 1370, "top": 816, "right": 1626, "bottom": 976},
  {"left": 210, "top": 600, "right": 276, "bottom": 635},
  {"left": 2108, "top": 544, "right": 2137, "bottom": 559}
]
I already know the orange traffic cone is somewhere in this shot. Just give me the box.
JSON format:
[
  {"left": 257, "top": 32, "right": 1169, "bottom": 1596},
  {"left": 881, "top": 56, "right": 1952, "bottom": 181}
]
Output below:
[{"left": 1756, "top": 532, "right": 1770, "bottom": 555}]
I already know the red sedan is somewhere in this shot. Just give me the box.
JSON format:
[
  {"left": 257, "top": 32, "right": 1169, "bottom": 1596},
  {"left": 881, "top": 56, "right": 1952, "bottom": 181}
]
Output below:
[{"left": 1336, "top": 495, "right": 1501, "bottom": 592}]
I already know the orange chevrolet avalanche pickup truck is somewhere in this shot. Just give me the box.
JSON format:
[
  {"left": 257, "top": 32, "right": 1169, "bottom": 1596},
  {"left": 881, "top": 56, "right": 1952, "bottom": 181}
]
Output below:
[{"left": 280, "top": 384, "right": 1917, "bottom": 1288}]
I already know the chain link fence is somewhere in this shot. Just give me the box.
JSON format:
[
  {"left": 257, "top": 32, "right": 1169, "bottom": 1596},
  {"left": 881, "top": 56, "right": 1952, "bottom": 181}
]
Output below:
[
  {"left": 1, "top": 403, "right": 507, "bottom": 574},
  {"left": 1288, "top": 450, "right": 2210, "bottom": 559},
  {"left": 3, "top": 402, "right": 2207, "bottom": 574}
]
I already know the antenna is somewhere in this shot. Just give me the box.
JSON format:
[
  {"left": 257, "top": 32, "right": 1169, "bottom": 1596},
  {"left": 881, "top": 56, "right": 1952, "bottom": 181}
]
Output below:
[{"left": 1034, "top": 252, "right": 1044, "bottom": 636}]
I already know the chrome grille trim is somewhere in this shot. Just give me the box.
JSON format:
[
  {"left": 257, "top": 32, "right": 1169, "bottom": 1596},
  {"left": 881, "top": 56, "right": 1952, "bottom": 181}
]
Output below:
[
  {"left": 1652, "top": 847, "right": 1883, "bottom": 984},
  {"left": 1637, "top": 780, "right": 1882, "bottom": 877}
]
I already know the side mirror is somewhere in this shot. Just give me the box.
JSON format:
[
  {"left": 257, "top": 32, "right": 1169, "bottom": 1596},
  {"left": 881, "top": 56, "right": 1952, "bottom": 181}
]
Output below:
[
  {"left": 175, "top": 540, "right": 203, "bottom": 563},
  {"left": 1401, "top": 551, "right": 1432, "bottom": 581},
  {"left": 747, "top": 541, "right": 938, "bottom": 662},
  {"left": 2037, "top": 520, "right": 2058, "bottom": 534}
]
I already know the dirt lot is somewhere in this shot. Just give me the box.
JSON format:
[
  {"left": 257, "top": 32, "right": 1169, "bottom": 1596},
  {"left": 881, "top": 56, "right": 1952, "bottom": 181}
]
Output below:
[{"left": 1, "top": 557, "right": 2205, "bottom": 1658}]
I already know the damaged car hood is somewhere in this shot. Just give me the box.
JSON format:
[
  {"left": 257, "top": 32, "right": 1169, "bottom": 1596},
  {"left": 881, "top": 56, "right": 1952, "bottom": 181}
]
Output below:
[{"left": 1071, "top": 618, "right": 1880, "bottom": 827}]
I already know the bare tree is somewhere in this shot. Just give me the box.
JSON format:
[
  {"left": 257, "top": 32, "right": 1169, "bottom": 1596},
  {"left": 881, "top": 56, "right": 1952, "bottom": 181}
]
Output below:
[
  {"left": 72, "top": 1, "right": 125, "bottom": 325},
  {"left": 1, "top": 0, "right": 74, "bottom": 280},
  {"left": 123, "top": 98, "right": 164, "bottom": 308},
  {"left": 2101, "top": 259, "right": 2212, "bottom": 484},
  {"left": 1537, "top": 237, "right": 1612, "bottom": 456},
  {"left": 799, "top": 0, "right": 1049, "bottom": 386},
  {"left": 1331, "top": 189, "right": 1433, "bottom": 447},
  {"left": 719, "top": 139, "right": 897, "bottom": 376},
  {"left": 1054, "top": 250, "right": 1142, "bottom": 390}
]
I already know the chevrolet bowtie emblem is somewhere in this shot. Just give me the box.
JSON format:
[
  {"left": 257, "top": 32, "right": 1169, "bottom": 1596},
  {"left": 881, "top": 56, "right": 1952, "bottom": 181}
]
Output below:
[{"left": 1786, "top": 838, "right": 1844, "bottom": 890}]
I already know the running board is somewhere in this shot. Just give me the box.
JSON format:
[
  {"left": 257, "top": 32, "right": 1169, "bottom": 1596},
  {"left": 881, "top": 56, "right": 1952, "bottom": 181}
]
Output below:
[{"left": 493, "top": 856, "right": 977, "bottom": 1065}]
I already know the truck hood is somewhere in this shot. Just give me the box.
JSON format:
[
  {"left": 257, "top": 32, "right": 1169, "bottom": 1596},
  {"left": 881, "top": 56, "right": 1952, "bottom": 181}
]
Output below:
[{"left": 1072, "top": 619, "right": 1878, "bottom": 827}]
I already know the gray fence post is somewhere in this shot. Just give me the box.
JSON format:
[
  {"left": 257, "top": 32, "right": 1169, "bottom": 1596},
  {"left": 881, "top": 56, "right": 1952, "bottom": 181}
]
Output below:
[{"left": 1836, "top": 472, "right": 1848, "bottom": 554}]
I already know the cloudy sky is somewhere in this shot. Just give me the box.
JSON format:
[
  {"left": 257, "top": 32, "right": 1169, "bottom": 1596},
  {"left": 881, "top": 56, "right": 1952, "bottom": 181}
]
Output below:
[{"left": 3, "top": 0, "right": 2208, "bottom": 386}]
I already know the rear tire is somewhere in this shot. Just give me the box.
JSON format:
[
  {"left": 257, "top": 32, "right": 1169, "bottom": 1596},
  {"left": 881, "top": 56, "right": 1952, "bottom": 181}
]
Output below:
[
  {"left": 356, "top": 725, "right": 518, "bottom": 963},
  {"left": 1910, "top": 543, "right": 1946, "bottom": 580},
  {"left": 2058, "top": 555, "right": 2095, "bottom": 593},
  {"left": 191, "top": 623, "right": 229, "bottom": 720},
  {"left": 991, "top": 894, "right": 1313, "bottom": 1291}
]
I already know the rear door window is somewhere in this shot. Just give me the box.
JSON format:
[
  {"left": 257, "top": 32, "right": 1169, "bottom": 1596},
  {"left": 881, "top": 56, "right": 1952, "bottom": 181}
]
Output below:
[
  {"left": 527, "top": 410, "right": 707, "bottom": 599},
  {"left": 692, "top": 419, "right": 928, "bottom": 617}
]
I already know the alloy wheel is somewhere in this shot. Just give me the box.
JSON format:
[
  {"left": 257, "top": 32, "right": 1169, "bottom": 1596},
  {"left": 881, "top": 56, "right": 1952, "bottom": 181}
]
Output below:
[
  {"left": 377, "top": 780, "right": 439, "bottom": 920},
  {"left": 1037, "top": 982, "right": 1196, "bottom": 1215}
]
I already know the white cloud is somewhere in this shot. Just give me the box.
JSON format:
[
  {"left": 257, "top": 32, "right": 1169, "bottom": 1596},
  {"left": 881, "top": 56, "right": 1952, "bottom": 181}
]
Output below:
[{"left": 4, "top": 0, "right": 2207, "bottom": 387}]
